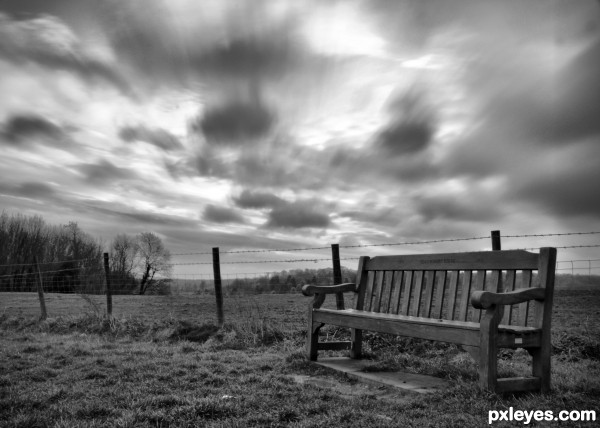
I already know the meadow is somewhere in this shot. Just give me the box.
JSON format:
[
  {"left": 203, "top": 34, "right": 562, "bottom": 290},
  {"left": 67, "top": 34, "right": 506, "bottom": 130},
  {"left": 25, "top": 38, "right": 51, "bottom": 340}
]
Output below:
[{"left": 1, "top": 276, "right": 599, "bottom": 427}]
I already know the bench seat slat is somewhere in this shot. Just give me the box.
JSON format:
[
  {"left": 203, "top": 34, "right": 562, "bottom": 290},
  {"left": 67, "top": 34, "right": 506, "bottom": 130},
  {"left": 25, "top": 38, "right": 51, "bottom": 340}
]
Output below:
[{"left": 312, "top": 308, "right": 540, "bottom": 347}]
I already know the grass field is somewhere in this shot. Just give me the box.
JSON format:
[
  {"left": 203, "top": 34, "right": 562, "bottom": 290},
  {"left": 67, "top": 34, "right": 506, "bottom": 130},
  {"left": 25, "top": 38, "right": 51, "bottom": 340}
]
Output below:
[{"left": 1, "top": 279, "right": 599, "bottom": 427}]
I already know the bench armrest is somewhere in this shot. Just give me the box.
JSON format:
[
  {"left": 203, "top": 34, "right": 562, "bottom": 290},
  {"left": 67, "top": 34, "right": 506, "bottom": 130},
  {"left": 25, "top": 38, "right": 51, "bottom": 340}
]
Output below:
[
  {"left": 471, "top": 287, "right": 546, "bottom": 310},
  {"left": 302, "top": 282, "right": 356, "bottom": 296}
]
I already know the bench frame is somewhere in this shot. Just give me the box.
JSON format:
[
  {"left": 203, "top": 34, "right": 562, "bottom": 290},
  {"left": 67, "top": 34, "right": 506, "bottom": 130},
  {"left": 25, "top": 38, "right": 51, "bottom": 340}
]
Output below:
[{"left": 302, "top": 248, "right": 557, "bottom": 393}]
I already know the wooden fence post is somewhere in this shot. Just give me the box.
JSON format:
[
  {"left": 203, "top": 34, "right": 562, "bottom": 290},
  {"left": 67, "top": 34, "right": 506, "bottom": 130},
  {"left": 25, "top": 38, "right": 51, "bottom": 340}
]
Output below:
[
  {"left": 103, "top": 253, "right": 113, "bottom": 317},
  {"left": 212, "top": 247, "right": 224, "bottom": 328},
  {"left": 491, "top": 230, "right": 501, "bottom": 251},
  {"left": 331, "top": 244, "right": 345, "bottom": 309},
  {"left": 34, "top": 257, "right": 47, "bottom": 320}
]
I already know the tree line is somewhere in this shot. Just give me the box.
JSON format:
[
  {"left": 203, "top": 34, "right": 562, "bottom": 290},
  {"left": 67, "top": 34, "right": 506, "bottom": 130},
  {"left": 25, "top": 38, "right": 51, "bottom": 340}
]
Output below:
[
  {"left": 0, "top": 211, "right": 171, "bottom": 295},
  {"left": 181, "top": 267, "right": 357, "bottom": 296}
]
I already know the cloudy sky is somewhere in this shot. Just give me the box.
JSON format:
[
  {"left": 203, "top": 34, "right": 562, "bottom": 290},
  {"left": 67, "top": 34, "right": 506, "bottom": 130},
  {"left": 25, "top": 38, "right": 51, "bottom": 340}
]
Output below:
[{"left": 1, "top": 0, "right": 599, "bottom": 275}]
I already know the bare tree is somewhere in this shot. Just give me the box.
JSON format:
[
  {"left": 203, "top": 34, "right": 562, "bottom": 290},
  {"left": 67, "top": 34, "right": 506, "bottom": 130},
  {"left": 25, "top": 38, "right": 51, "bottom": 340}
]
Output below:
[
  {"left": 136, "top": 232, "right": 172, "bottom": 295},
  {"left": 110, "top": 234, "right": 138, "bottom": 276},
  {"left": 109, "top": 233, "right": 139, "bottom": 294}
]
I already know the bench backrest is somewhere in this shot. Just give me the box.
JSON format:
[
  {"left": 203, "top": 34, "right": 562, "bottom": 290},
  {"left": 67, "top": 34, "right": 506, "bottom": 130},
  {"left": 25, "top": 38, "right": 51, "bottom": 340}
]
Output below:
[{"left": 353, "top": 248, "right": 557, "bottom": 328}]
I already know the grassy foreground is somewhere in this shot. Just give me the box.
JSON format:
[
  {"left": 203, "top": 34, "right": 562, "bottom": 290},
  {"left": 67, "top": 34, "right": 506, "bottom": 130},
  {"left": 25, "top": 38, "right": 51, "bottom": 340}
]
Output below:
[{"left": 1, "top": 288, "right": 599, "bottom": 427}]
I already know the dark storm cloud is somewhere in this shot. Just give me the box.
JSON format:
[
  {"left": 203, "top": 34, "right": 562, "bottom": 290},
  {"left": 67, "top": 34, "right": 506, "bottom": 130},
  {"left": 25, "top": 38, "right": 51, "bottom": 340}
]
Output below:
[
  {"left": 510, "top": 144, "right": 600, "bottom": 218},
  {"left": 119, "top": 125, "right": 183, "bottom": 151},
  {"left": 266, "top": 201, "right": 331, "bottom": 229},
  {"left": 76, "top": 160, "right": 135, "bottom": 184},
  {"left": 0, "top": 181, "right": 56, "bottom": 199},
  {"left": 374, "top": 86, "right": 436, "bottom": 155},
  {"left": 198, "top": 28, "right": 304, "bottom": 79},
  {"left": 0, "top": 13, "right": 130, "bottom": 94},
  {"left": 103, "top": 1, "right": 308, "bottom": 87},
  {"left": 233, "top": 189, "right": 285, "bottom": 209},
  {"left": 470, "top": 36, "right": 600, "bottom": 150},
  {"left": 543, "top": 36, "right": 600, "bottom": 143},
  {"left": 193, "top": 99, "right": 275, "bottom": 144},
  {"left": 202, "top": 205, "right": 245, "bottom": 224},
  {"left": 1, "top": 114, "right": 67, "bottom": 145}
]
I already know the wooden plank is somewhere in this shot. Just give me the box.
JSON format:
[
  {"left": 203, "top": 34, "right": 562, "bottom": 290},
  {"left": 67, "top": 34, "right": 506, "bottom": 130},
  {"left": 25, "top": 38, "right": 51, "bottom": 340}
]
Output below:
[
  {"left": 496, "top": 377, "right": 541, "bottom": 393},
  {"left": 479, "top": 308, "right": 499, "bottom": 391},
  {"left": 353, "top": 256, "right": 370, "bottom": 311},
  {"left": 410, "top": 271, "right": 424, "bottom": 317},
  {"left": 518, "top": 270, "right": 532, "bottom": 326},
  {"left": 317, "top": 341, "right": 352, "bottom": 351},
  {"left": 501, "top": 270, "right": 517, "bottom": 325},
  {"left": 531, "top": 247, "right": 557, "bottom": 393},
  {"left": 472, "top": 270, "right": 486, "bottom": 322},
  {"left": 446, "top": 271, "right": 459, "bottom": 320},
  {"left": 433, "top": 270, "right": 447, "bottom": 319},
  {"left": 389, "top": 271, "right": 403, "bottom": 315},
  {"left": 363, "top": 270, "right": 376, "bottom": 311},
  {"left": 366, "top": 250, "right": 539, "bottom": 271},
  {"left": 496, "top": 332, "right": 541, "bottom": 348},
  {"left": 371, "top": 271, "right": 385, "bottom": 312},
  {"left": 473, "top": 287, "right": 545, "bottom": 309},
  {"left": 422, "top": 271, "right": 436, "bottom": 318},
  {"left": 379, "top": 271, "right": 394, "bottom": 313},
  {"left": 312, "top": 309, "right": 481, "bottom": 346},
  {"left": 488, "top": 268, "right": 503, "bottom": 321},
  {"left": 400, "top": 271, "right": 413, "bottom": 315},
  {"left": 458, "top": 270, "right": 473, "bottom": 321},
  {"left": 351, "top": 256, "right": 369, "bottom": 358}
]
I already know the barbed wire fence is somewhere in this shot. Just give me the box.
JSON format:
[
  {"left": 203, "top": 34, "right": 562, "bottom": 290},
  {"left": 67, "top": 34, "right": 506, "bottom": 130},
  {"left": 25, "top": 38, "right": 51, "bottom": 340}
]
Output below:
[{"left": 0, "top": 230, "right": 598, "bottom": 321}]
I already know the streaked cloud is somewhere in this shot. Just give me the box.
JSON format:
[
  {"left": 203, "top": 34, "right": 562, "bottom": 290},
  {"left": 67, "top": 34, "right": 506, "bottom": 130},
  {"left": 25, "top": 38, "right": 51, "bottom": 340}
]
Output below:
[
  {"left": 119, "top": 125, "right": 183, "bottom": 151},
  {"left": 1, "top": 0, "right": 599, "bottom": 273}
]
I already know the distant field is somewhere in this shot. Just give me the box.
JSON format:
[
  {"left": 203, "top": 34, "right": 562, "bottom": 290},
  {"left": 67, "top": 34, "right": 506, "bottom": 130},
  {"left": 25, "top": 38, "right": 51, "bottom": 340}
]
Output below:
[{"left": 1, "top": 279, "right": 599, "bottom": 335}]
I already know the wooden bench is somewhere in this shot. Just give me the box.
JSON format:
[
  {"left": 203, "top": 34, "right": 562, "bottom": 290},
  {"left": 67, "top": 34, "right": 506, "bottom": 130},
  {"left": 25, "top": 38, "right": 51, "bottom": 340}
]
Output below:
[{"left": 302, "top": 248, "right": 557, "bottom": 393}]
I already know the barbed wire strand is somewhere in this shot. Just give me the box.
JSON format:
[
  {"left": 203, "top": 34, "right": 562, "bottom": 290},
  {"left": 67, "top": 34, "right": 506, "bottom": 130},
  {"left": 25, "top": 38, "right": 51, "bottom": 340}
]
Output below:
[{"left": 0, "top": 257, "right": 98, "bottom": 268}]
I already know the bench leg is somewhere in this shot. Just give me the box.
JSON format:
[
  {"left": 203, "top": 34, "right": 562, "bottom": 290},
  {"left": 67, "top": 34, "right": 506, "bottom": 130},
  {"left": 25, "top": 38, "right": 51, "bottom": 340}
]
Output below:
[
  {"left": 479, "top": 308, "right": 499, "bottom": 392},
  {"left": 307, "top": 322, "right": 323, "bottom": 361},
  {"left": 530, "top": 345, "right": 551, "bottom": 393},
  {"left": 350, "top": 328, "right": 362, "bottom": 359}
]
